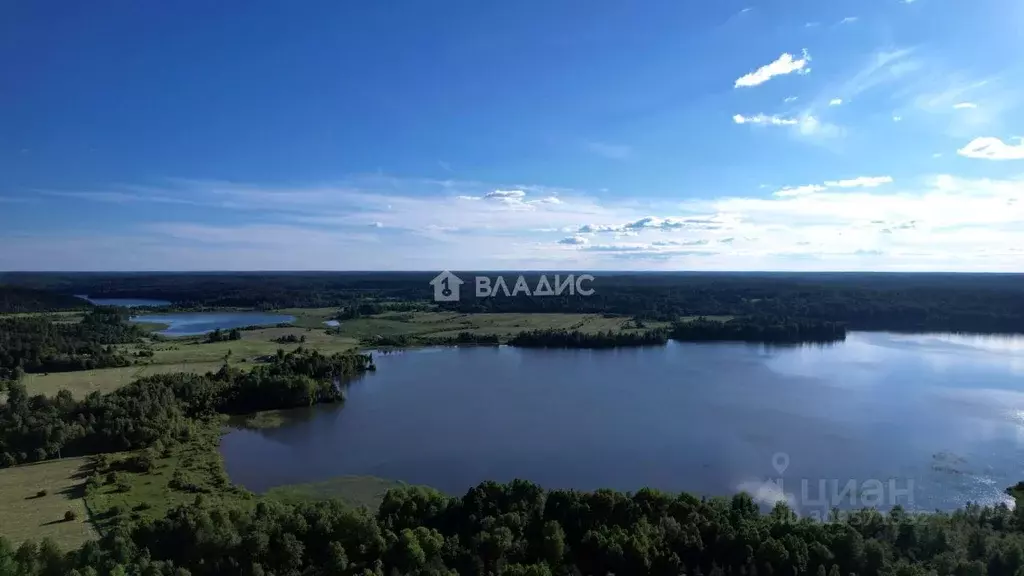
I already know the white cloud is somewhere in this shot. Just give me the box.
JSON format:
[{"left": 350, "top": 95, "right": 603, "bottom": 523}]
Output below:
[
  {"left": 774, "top": 176, "right": 892, "bottom": 197},
  {"left": 954, "top": 102, "right": 978, "bottom": 109},
  {"left": 734, "top": 50, "right": 811, "bottom": 88},
  {"left": 775, "top": 185, "right": 827, "bottom": 198},
  {"left": 829, "top": 98, "right": 843, "bottom": 106},
  {"left": 17, "top": 173, "right": 1024, "bottom": 271},
  {"left": 558, "top": 235, "right": 589, "bottom": 245},
  {"left": 369, "top": 221, "right": 383, "bottom": 228},
  {"left": 485, "top": 189, "right": 526, "bottom": 199},
  {"left": 839, "top": 16, "right": 859, "bottom": 24},
  {"left": 825, "top": 176, "right": 894, "bottom": 188},
  {"left": 784, "top": 96, "right": 799, "bottom": 103},
  {"left": 957, "top": 137, "right": 1024, "bottom": 160},
  {"left": 893, "top": 115, "right": 903, "bottom": 122},
  {"left": 733, "top": 113, "right": 799, "bottom": 126}
]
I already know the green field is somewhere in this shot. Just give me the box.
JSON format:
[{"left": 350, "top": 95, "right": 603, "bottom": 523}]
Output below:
[{"left": 0, "top": 457, "right": 96, "bottom": 548}]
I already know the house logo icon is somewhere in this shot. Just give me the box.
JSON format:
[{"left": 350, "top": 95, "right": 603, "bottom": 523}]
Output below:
[{"left": 429, "top": 271, "right": 464, "bottom": 302}]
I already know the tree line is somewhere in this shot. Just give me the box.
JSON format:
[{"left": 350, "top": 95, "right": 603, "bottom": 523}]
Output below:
[
  {"left": 205, "top": 328, "right": 242, "bottom": 343},
  {"left": 4, "top": 478, "right": 1024, "bottom": 575},
  {"left": 5, "top": 272, "right": 1024, "bottom": 334},
  {"left": 509, "top": 329, "right": 670, "bottom": 349},
  {"left": 670, "top": 317, "right": 847, "bottom": 344},
  {"left": 0, "top": 286, "right": 92, "bottom": 314},
  {"left": 0, "top": 348, "right": 375, "bottom": 468},
  {"left": 0, "top": 308, "right": 147, "bottom": 377}
]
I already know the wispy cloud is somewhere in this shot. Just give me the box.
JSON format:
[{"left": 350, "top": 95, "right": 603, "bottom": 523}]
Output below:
[
  {"left": 13, "top": 172, "right": 1024, "bottom": 271},
  {"left": 839, "top": 16, "right": 859, "bottom": 24},
  {"left": 774, "top": 176, "right": 893, "bottom": 197},
  {"left": 585, "top": 140, "right": 631, "bottom": 160},
  {"left": 957, "top": 137, "right": 1024, "bottom": 160},
  {"left": 733, "top": 114, "right": 798, "bottom": 126},
  {"left": 829, "top": 98, "right": 843, "bottom": 106},
  {"left": 734, "top": 50, "right": 811, "bottom": 88},
  {"left": 784, "top": 96, "right": 799, "bottom": 103},
  {"left": 953, "top": 102, "right": 978, "bottom": 109}
]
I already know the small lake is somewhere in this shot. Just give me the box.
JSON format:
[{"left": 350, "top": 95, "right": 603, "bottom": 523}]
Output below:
[
  {"left": 76, "top": 295, "right": 172, "bottom": 307},
  {"left": 220, "top": 332, "right": 1024, "bottom": 514},
  {"left": 130, "top": 312, "right": 295, "bottom": 336}
]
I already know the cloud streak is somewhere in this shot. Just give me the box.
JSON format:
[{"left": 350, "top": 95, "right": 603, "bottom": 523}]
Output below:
[
  {"left": 9, "top": 173, "right": 1024, "bottom": 271},
  {"left": 734, "top": 50, "right": 811, "bottom": 88}
]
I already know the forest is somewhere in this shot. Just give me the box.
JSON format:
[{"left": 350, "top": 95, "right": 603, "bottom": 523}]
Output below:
[
  {"left": 0, "top": 348, "right": 374, "bottom": 467},
  {"left": 0, "top": 309, "right": 148, "bottom": 377},
  {"left": 4, "top": 272, "right": 1024, "bottom": 334},
  {"left": 509, "top": 328, "right": 669, "bottom": 348},
  {"left": 3, "top": 478, "right": 1024, "bottom": 576},
  {"left": 670, "top": 317, "right": 848, "bottom": 344},
  {"left": 0, "top": 286, "right": 92, "bottom": 314}
]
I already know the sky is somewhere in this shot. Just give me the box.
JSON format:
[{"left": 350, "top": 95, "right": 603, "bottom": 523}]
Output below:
[{"left": 1, "top": 0, "right": 1023, "bottom": 272}]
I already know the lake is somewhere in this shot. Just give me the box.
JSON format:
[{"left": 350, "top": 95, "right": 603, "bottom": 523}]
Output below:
[
  {"left": 130, "top": 312, "right": 295, "bottom": 336},
  {"left": 220, "top": 332, "right": 1024, "bottom": 514},
  {"left": 76, "top": 295, "right": 172, "bottom": 307}
]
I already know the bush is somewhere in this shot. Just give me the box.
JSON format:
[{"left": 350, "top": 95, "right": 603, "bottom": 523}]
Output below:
[
  {"left": 128, "top": 453, "right": 154, "bottom": 473},
  {"left": 115, "top": 480, "right": 132, "bottom": 493},
  {"left": 36, "top": 489, "right": 48, "bottom": 497},
  {"left": 64, "top": 510, "right": 77, "bottom": 522}
]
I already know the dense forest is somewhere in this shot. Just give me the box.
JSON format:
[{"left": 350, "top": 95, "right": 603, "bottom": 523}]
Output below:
[
  {"left": 509, "top": 329, "right": 669, "bottom": 349},
  {"left": 4, "top": 478, "right": 1024, "bottom": 575},
  {"left": 4, "top": 272, "right": 1024, "bottom": 333},
  {"left": 0, "top": 348, "right": 374, "bottom": 467},
  {"left": 0, "top": 286, "right": 92, "bottom": 314},
  {"left": 0, "top": 309, "right": 148, "bottom": 377},
  {"left": 670, "top": 317, "right": 847, "bottom": 344}
]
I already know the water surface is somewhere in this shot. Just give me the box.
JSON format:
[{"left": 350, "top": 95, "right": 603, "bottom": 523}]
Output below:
[
  {"left": 77, "top": 295, "right": 172, "bottom": 307},
  {"left": 220, "top": 332, "right": 1024, "bottom": 513},
  {"left": 131, "top": 312, "right": 294, "bottom": 336}
]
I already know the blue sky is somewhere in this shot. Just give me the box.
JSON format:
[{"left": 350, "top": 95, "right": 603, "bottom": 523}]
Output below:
[{"left": 2, "top": 0, "right": 1023, "bottom": 271}]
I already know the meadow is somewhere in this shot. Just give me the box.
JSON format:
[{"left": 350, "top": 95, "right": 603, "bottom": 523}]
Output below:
[{"left": 0, "top": 457, "right": 96, "bottom": 548}]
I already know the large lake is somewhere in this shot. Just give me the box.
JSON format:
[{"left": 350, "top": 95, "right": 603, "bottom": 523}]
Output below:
[
  {"left": 130, "top": 312, "right": 295, "bottom": 336},
  {"left": 220, "top": 332, "right": 1024, "bottom": 514}
]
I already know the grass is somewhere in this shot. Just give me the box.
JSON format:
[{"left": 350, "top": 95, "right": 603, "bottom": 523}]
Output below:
[
  {"left": 84, "top": 421, "right": 254, "bottom": 533},
  {"left": 0, "top": 457, "right": 96, "bottom": 548},
  {"left": 82, "top": 420, "right": 420, "bottom": 532},
  {"left": 22, "top": 361, "right": 229, "bottom": 398}
]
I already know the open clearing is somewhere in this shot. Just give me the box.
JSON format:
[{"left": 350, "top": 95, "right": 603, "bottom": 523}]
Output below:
[{"left": 0, "top": 457, "right": 96, "bottom": 548}]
